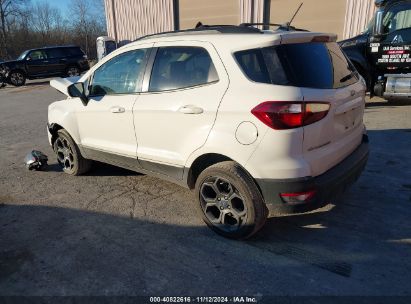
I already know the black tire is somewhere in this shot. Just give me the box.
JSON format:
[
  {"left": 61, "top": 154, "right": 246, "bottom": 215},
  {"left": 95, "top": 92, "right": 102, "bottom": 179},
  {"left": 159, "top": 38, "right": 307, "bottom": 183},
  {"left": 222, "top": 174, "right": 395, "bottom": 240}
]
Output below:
[
  {"left": 9, "top": 70, "right": 26, "bottom": 86},
  {"left": 53, "top": 129, "right": 92, "bottom": 175},
  {"left": 195, "top": 161, "right": 268, "bottom": 240},
  {"left": 66, "top": 66, "right": 80, "bottom": 77}
]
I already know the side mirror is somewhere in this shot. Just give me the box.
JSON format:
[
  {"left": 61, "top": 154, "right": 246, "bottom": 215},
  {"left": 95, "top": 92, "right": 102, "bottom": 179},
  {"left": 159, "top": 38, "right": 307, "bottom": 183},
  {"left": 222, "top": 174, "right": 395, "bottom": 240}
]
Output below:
[
  {"left": 372, "top": 9, "right": 384, "bottom": 41},
  {"left": 68, "top": 82, "right": 88, "bottom": 106},
  {"left": 26, "top": 57, "right": 31, "bottom": 61}
]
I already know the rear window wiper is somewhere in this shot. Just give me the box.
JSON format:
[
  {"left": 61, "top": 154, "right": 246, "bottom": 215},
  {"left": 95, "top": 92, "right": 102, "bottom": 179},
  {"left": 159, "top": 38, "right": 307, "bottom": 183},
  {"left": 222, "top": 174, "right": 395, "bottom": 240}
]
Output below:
[{"left": 340, "top": 71, "right": 356, "bottom": 83}]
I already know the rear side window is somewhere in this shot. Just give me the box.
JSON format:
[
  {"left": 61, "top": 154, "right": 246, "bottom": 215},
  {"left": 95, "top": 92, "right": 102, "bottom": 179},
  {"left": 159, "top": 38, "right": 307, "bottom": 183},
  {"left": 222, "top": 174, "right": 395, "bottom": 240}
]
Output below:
[
  {"left": 46, "top": 48, "right": 65, "bottom": 58},
  {"left": 235, "top": 42, "right": 358, "bottom": 89},
  {"left": 66, "top": 47, "right": 84, "bottom": 57},
  {"left": 149, "top": 46, "right": 219, "bottom": 92}
]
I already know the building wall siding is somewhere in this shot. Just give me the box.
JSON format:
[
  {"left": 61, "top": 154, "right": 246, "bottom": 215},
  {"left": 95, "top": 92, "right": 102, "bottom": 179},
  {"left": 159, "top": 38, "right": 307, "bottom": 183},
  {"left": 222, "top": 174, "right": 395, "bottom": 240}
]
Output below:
[
  {"left": 179, "top": 0, "right": 240, "bottom": 29},
  {"left": 269, "top": 0, "right": 347, "bottom": 39},
  {"left": 343, "top": 0, "right": 376, "bottom": 39},
  {"left": 104, "top": 0, "right": 174, "bottom": 44},
  {"left": 240, "top": 0, "right": 265, "bottom": 24},
  {"left": 104, "top": 0, "right": 377, "bottom": 44}
]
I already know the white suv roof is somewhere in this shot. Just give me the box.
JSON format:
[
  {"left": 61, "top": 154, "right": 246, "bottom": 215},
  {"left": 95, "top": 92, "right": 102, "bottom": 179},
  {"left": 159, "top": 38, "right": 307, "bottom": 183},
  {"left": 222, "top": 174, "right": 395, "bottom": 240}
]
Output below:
[{"left": 128, "top": 26, "right": 337, "bottom": 51}]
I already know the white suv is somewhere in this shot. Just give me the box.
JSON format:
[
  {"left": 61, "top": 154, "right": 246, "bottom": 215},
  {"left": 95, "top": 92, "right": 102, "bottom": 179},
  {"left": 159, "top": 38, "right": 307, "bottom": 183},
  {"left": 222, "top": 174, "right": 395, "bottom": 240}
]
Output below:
[{"left": 48, "top": 26, "right": 369, "bottom": 239}]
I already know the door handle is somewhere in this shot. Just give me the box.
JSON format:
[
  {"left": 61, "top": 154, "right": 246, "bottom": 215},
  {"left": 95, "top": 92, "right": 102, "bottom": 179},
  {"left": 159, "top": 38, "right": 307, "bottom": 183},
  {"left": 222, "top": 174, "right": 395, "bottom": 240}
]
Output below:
[
  {"left": 110, "top": 106, "right": 125, "bottom": 113},
  {"left": 178, "top": 105, "right": 204, "bottom": 114}
]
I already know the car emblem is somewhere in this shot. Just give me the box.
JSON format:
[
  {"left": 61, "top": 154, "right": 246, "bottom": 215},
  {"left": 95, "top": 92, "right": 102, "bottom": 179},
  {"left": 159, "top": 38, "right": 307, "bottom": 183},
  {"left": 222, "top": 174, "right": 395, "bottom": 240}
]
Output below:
[{"left": 351, "top": 90, "right": 356, "bottom": 96}]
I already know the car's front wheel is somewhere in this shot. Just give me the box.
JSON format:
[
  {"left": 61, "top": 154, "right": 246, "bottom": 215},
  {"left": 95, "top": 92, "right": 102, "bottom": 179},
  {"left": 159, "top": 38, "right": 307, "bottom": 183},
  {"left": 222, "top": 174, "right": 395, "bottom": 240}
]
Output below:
[
  {"left": 53, "top": 129, "right": 92, "bottom": 175},
  {"left": 195, "top": 161, "right": 268, "bottom": 239},
  {"left": 9, "top": 70, "right": 26, "bottom": 86}
]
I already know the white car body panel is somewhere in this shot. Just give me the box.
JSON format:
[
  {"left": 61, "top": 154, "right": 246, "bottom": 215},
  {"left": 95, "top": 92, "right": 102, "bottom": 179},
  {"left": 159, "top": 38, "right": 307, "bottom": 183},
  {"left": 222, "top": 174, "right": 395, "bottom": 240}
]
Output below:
[
  {"left": 48, "top": 30, "right": 366, "bottom": 185},
  {"left": 133, "top": 40, "right": 229, "bottom": 168},
  {"left": 76, "top": 94, "right": 139, "bottom": 157},
  {"left": 49, "top": 76, "right": 80, "bottom": 96}
]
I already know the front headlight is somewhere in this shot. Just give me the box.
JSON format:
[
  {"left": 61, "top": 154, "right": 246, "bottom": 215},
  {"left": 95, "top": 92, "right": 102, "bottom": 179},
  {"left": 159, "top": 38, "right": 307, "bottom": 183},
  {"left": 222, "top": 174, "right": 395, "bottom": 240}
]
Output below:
[{"left": 0, "top": 65, "right": 8, "bottom": 75}]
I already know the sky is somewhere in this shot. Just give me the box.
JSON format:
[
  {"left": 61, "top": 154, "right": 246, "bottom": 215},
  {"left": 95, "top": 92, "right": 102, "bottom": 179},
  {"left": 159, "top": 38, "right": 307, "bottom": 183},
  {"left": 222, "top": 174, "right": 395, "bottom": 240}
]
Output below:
[{"left": 31, "top": 0, "right": 105, "bottom": 18}]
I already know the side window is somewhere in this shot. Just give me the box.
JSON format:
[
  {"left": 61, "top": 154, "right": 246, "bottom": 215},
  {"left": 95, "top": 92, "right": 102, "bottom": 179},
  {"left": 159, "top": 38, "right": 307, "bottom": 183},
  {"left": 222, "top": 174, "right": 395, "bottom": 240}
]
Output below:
[
  {"left": 46, "top": 48, "right": 65, "bottom": 59},
  {"left": 384, "top": 5, "right": 411, "bottom": 33},
  {"left": 67, "top": 47, "right": 84, "bottom": 57},
  {"left": 28, "top": 50, "right": 47, "bottom": 60},
  {"left": 90, "top": 49, "right": 149, "bottom": 96},
  {"left": 235, "top": 49, "right": 271, "bottom": 84},
  {"left": 149, "top": 46, "right": 219, "bottom": 92}
]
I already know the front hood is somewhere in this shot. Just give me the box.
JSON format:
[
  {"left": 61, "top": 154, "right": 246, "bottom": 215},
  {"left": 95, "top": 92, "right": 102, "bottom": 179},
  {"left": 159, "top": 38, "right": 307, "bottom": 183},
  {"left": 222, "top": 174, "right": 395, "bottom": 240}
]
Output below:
[
  {"left": 338, "top": 34, "right": 368, "bottom": 49},
  {"left": 49, "top": 76, "right": 81, "bottom": 96}
]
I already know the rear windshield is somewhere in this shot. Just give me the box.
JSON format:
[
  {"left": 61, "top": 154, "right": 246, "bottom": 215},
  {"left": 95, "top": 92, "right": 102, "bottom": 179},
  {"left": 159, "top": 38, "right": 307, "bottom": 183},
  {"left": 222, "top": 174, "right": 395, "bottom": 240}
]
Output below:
[{"left": 235, "top": 42, "right": 358, "bottom": 89}]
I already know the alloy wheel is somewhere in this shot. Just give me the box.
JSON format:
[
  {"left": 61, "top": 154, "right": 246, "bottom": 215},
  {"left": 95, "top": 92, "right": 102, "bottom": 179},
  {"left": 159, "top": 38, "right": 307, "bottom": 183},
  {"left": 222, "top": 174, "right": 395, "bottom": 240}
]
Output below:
[
  {"left": 55, "top": 137, "right": 75, "bottom": 172},
  {"left": 199, "top": 176, "right": 248, "bottom": 232},
  {"left": 10, "top": 72, "right": 24, "bottom": 85}
]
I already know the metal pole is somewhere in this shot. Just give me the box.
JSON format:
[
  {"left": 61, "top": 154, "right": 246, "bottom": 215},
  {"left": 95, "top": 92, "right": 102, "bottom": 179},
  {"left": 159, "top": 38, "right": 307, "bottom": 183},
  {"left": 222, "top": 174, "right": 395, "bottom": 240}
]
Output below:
[
  {"left": 263, "top": 0, "right": 271, "bottom": 30},
  {"left": 173, "top": 0, "right": 180, "bottom": 31}
]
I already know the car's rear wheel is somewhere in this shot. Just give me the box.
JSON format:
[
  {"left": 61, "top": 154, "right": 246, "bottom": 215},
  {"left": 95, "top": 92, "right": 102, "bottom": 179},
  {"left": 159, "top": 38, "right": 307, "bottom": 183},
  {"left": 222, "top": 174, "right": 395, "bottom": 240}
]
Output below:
[
  {"left": 66, "top": 66, "right": 80, "bottom": 77},
  {"left": 195, "top": 161, "right": 268, "bottom": 239},
  {"left": 9, "top": 70, "right": 26, "bottom": 86},
  {"left": 53, "top": 129, "right": 92, "bottom": 175}
]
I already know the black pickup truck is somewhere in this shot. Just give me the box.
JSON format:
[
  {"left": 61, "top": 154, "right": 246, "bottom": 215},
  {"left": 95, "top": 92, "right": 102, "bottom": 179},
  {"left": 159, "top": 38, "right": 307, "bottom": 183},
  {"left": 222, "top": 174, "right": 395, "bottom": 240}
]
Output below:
[
  {"left": 0, "top": 45, "right": 89, "bottom": 86},
  {"left": 339, "top": 0, "right": 411, "bottom": 102}
]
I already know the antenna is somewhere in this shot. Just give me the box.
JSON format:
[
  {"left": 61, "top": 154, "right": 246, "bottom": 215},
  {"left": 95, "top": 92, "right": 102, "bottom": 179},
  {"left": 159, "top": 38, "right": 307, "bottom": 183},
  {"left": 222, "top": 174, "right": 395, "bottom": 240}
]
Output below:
[{"left": 287, "top": 2, "right": 303, "bottom": 29}]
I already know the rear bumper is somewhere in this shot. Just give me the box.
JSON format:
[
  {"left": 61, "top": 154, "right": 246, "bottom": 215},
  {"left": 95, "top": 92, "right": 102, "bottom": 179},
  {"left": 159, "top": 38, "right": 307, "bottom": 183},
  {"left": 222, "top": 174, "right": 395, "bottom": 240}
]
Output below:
[{"left": 256, "top": 134, "right": 369, "bottom": 215}]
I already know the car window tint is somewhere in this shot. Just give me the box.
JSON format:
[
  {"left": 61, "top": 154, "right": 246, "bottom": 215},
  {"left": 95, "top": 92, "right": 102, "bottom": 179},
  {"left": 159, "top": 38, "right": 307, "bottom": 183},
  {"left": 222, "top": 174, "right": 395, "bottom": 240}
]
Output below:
[
  {"left": 235, "top": 42, "right": 357, "bottom": 89},
  {"left": 235, "top": 49, "right": 271, "bottom": 84},
  {"left": 90, "top": 49, "right": 148, "bottom": 96},
  {"left": 67, "top": 47, "right": 84, "bottom": 57},
  {"left": 28, "top": 50, "right": 47, "bottom": 60},
  {"left": 46, "top": 48, "right": 65, "bottom": 58},
  {"left": 149, "top": 46, "right": 219, "bottom": 92}
]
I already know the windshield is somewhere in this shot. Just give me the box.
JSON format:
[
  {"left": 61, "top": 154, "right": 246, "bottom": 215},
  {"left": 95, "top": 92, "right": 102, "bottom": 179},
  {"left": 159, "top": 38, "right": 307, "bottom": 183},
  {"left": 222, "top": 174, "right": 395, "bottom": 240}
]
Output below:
[
  {"left": 17, "top": 50, "right": 29, "bottom": 60},
  {"left": 235, "top": 42, "right": 358, "bottom": 89}
]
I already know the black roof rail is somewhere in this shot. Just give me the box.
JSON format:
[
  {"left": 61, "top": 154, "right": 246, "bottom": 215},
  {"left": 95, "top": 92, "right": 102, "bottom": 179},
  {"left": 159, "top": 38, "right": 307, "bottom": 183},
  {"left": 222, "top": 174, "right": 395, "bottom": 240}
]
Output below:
[
  {"left": 40, "top": 45, "right": 79, "bottom": 49},
  {"left": 135, "top": 24, "right": 263, "bottom": 42},
  {"left": 240, "top": 22, "right": 309, "bottom": 32}
]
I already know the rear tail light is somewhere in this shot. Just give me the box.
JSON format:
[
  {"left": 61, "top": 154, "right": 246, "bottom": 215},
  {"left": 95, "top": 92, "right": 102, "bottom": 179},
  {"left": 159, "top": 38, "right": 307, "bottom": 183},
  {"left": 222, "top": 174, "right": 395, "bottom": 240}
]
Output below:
[
  {"left": 280, "top": 190, "right": 316, "bottom": 205},
  {"left": 251, "top": 102, "right": 330, "bottom": 130}
]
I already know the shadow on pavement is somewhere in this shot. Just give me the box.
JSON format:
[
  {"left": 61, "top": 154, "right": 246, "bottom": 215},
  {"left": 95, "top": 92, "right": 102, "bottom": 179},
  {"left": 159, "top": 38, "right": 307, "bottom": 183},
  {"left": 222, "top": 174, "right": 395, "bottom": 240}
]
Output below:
[{"left": 1, "top": 130, "right": 410, "bottom": 296}]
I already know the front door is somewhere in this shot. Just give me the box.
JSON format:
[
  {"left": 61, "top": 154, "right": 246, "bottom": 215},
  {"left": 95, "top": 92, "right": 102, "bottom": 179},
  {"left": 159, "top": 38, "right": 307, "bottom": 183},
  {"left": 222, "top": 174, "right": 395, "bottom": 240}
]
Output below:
[
  {"left": 133, "top": 41, "right": 229, "bottom": 179},
  {"left": 26, "top": 50, "right": 49, "bottom": 76},
  {"left": 369, "top": 2, "right": 411, "bottom": 74},
  {"left": 45, "top": 48, "right": 67, "bottom": 75},
  {"left": 76, "top": 46, "right": 151, "bottom": 160}
]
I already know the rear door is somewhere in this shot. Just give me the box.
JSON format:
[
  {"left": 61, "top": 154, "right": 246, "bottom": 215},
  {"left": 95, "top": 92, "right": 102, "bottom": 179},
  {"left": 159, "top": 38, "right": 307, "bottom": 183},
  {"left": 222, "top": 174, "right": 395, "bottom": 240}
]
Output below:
[
  {"left": 45, "top": 48, "right": 67, "bottom": 75},
  {"left": 133, "top": 41, "right": 229, "bottom": 179}
]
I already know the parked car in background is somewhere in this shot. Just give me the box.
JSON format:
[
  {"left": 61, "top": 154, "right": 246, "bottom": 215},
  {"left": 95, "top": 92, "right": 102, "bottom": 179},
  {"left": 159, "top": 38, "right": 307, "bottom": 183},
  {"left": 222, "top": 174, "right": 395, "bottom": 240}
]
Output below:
[
  {"left": 0, "top": 46, "right": 89, "bottom": 86},
  {"left": 48, "top": 25, "right": 369, "bottom": 239}
]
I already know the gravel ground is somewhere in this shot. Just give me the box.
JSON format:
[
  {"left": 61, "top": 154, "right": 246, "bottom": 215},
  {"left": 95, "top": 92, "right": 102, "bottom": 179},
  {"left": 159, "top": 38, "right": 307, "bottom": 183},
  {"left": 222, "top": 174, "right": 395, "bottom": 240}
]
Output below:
[{"left": 0, "top": 81, "right": 411, "bottom": 296}]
